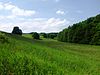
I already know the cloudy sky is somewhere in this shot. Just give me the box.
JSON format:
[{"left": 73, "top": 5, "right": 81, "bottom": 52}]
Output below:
[{"left": 0, "top": 0, "right": 100, "bottom": 33}]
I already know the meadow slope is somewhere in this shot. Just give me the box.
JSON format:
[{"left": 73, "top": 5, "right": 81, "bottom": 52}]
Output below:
[{"left": 0, "top": 33, "right": 100, "bottom": 75}]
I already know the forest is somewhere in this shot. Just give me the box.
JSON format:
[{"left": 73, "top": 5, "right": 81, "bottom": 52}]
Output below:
[{"left": 57, "top": 14, "right": 100, "bottom": 45}]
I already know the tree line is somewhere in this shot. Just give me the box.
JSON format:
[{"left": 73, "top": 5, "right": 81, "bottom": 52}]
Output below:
[
  {"left": 40, "top": 33, "right": 58, "bottom": 39},
  {"left": 31, "top": 32, "right": 58, "bottom": 40},
  {"left": 57, "top": 14, "right": 100, "bottom": 45},
  {"left": 11, "top": 26, "right": 58, "bottom": 40}
]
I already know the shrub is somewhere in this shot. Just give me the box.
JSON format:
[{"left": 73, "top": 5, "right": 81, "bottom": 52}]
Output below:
[
  {"left": 48, "top": 33, "right": 58, "bottom": 39},
  {"left": 12, "top": 26, "right": 22, "bottom": 35},
  {"left": 0, "top": 33, "right": 9, "bottom": 43},
  {"left": 32, "top": 32, "right": 40, "bottom": 39},
  {"left": 40, "top": 33, "right": 48, "bottom": 38}
]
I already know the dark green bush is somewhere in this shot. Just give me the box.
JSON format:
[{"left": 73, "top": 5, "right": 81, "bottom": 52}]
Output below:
[
  {"left": 12, "top": 26, "right": 22, "bottom": 35},
  {"left": 32, "top": 32, "right": 40, "bottom": 39}
]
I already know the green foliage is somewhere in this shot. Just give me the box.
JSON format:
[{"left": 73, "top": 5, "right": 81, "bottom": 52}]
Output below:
[
  {"left": 40, "top": 33, "right": 48, "bottom": 38},
  {"left": 47, "top": 33, "right": 58, "bottom": 39},
  {"left": 0, "top": 32, "right": 9, "bottom": 43},
  {"left": 32, "top": 32, "right": 40, "bottom": 39},
  {"left": 40, "top": 33, "right": 58, "bottom": 39},
  {"left": 57, "top": 29, "right": 68, "bottom": 42},
  {"left": 12, "top": 26, "right": 22, "bottom": 35},
  {"left": 90, "top": 31, "right": 100, "bottom": 45},
  {"left": 0, "top": 33, "right": 100, "bottom": 75},
  {"left": 58, "top": 14, "right": 100, "bottom": 45}
]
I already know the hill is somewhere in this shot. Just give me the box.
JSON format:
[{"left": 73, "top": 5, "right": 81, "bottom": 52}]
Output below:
[
  {"left": 0, "top": 32, "right": 100, "bottom": 75},
  {"left": 58, "top": 14, "right": 100, "bottom": 45}
]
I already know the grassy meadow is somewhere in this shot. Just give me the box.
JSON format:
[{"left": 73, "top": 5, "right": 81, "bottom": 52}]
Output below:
[{"left": 0, "top": 33, "right": 100, "bottom": 75}]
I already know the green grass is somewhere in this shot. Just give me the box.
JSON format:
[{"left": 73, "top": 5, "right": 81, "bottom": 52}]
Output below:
[
  {"left": 22, "top": 33, "right": 33, "bottom": 39},
  {"left": 0, "top": 33, "right": 100, "bottom": 75}
]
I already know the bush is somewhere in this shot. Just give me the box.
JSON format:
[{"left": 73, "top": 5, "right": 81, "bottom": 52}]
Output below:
[
  {"left": 0, "top": 33, "right": 9, "bottom": 43},
  {"left": 12, "top": 26, "right": 22, "bottom": 35},
  {"left": 47, "top": 33, "right": 58, "bottom": 39},
  {"left": 40, "top": 33, "right": 48, "bottom": 38},
  {"left": 32, "top": 32, "right": 40, "bottom": 39}
]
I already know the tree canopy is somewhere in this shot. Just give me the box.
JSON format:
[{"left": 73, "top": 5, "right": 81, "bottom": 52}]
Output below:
[
  {"left": 12, "top": 26, "right": 22, "bottom": 35},
  {"left": 32, "top": 32, "right": 40, "bottom": 39},
  {"left": 57, "top": 14, "right": 100, "bottom": 45}
]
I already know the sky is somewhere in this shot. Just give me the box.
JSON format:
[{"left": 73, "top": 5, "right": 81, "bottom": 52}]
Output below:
[{"left": 0, "top": 0, "right": 100, "bottom": 33}]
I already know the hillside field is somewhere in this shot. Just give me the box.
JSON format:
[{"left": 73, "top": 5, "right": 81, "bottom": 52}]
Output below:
[{"left": 0, "top": 33, "right": 100, "bottom": 75}]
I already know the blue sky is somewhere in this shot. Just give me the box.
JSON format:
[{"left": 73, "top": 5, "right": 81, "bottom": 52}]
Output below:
[{"left": 0, "top": 0, "right": 100, "bottom": 33}]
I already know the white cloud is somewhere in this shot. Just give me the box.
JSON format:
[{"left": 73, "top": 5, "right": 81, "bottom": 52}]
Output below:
[
  {"left": 12, "top": 7, "right": 36, "bottom": 16},
  {"left": 4, "top": 2, "right": 15, "bottom": 10},
  {"left": 0, "top": 15, "right": 5, "bottom": 19},
  {"left": 0, "top": 22, "right": 14, "bottom": 32},
  {"left": 0, "top": 2, "right": 36, "bottom": 17},
  {"left": 0, "top": 15, "right": 16, "bottom": 19},
  {"left": 19, "top": 18, "right": 69, "bottom": 33},
  {"left": 56, "top": 10, "right": 65, "bottom": 15},
  {"left": 0, "top": 2, "right": 70, "bottom": 33},
  {"left": 0, "top": 2, "right": 4, "bottom": 10},
  {"left": 0, "top": 17, "right": 70, "bottom": 33}
]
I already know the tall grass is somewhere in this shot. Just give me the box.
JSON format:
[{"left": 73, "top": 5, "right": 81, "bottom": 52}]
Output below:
[{"left": 0, "top": 33, "right": 100, "bottom": 75}]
